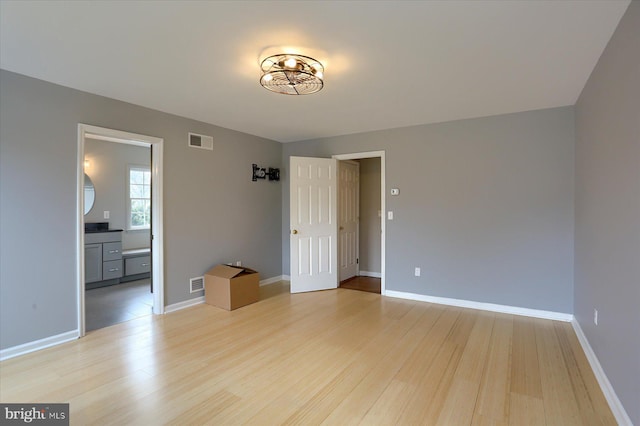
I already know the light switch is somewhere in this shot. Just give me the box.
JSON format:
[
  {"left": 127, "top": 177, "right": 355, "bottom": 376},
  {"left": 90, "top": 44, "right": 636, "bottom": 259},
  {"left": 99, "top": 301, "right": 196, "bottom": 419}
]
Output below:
[{"left": 388, "top": 211, "right": 394, "bottom": 220}]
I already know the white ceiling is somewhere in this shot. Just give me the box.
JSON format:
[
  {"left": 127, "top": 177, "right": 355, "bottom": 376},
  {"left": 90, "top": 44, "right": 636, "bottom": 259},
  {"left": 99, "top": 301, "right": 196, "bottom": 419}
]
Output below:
[{"left": 0, "top": 1, "right": 630, "bottom": 143}]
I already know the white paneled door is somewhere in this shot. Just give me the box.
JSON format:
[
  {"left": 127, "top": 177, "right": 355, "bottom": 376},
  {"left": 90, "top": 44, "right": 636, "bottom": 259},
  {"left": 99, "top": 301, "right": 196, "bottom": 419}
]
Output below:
[
  {"left": 339, "top": 160, "right": 359, "bottom": 282},
  {"left": 290, "top": 157, "right": 338, "bottom": 293}
]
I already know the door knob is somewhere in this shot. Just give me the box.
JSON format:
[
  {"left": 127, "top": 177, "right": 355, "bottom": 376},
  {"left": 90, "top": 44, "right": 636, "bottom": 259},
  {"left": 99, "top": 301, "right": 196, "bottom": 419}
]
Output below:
[{"left": 292, "top": 229, "right": 298, "bottom": 234}]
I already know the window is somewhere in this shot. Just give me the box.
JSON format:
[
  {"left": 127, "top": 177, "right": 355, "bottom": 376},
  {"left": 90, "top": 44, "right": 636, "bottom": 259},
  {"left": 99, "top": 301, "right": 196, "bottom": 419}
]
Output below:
[{"left": 127, "top": 166, "right": 151, "bottom": 230}]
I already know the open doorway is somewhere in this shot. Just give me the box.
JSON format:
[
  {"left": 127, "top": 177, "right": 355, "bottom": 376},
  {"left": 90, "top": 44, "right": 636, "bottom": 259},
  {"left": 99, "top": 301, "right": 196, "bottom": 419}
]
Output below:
[
  {"left": 333, "top": 151, "right": 386, "bottom": 295},
  {"left": 77, "top": 124, "right": 164, "bottom": 337},
  {"left": 338, "top": 157, "right": 382, "bottom": 294},
  {"left": 83, "top": 138, "right": 151, "bottom": 331}
]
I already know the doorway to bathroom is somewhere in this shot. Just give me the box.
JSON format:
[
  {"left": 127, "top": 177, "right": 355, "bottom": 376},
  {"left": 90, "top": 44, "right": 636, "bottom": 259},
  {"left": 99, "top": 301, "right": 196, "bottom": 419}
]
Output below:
[{"left": 77, "top": 124, "right": 164, "bottom": 336}]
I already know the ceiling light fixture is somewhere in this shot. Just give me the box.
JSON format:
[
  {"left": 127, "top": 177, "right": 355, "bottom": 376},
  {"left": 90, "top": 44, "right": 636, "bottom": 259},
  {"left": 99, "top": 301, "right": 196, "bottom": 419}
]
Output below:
[{"left": 260, "top": 54, "right": 324, "bottom": 95}]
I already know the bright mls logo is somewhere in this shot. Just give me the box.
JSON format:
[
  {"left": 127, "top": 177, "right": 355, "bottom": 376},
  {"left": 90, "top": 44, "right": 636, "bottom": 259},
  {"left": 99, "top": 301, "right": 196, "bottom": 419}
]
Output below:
[{"left": 1, "top": 404, "right": 69, "bottom": 425}]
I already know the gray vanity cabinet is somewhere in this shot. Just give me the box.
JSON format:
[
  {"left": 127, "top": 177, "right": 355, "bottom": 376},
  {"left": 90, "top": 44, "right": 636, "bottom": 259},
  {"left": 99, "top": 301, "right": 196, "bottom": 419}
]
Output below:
[
  {"left": 102, "top": 260, "right": 123, "bottom": 280},
  {"left": 85, "top": 231, "right": 123, "bottom": 287},
  {"left": 103, "top": 242, "right": 122, "bottom": 261},
  {"left": 85, "top": 244, "right": 103, "bottom": 283},
  {"left": 125, "top": 255, "right": 151, "bottom": 276}
]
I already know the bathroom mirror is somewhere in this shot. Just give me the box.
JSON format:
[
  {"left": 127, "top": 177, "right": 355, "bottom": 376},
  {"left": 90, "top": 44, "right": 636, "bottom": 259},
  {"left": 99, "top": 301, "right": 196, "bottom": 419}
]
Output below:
[{"left": 84, "top": 173, "right": 95, "bottom": 215}]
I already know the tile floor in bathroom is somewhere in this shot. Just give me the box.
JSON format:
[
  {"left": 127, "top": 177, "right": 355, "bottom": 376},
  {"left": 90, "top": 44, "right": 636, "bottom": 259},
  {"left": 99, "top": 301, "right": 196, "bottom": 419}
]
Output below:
[{"left": 85, "top": 279, "right": 153, "bottom": 332}]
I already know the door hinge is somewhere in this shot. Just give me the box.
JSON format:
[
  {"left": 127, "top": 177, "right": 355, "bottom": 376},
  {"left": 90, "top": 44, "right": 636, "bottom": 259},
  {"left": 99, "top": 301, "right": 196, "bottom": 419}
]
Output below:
[{"left": 357, "top": 258, "right": 359, "bottom": 264}]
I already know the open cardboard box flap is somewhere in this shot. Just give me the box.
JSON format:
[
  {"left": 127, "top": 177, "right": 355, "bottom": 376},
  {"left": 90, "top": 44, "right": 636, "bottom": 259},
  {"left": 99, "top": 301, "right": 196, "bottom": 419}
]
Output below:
[{"left": 207, "top": 264, "right": 257, "bottom": 280}]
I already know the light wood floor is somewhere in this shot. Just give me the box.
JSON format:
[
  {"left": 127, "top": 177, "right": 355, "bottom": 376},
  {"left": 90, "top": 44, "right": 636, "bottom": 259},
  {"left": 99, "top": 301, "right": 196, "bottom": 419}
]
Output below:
[{"left": 0, "top": 282, "right": 615, "bottom": 425}]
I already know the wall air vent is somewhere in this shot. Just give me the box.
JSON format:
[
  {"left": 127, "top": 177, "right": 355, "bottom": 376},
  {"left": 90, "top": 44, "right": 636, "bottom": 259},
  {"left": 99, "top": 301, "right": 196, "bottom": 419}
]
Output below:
[
  {"left": 188, "top": 132, "right": 213, "bottom": 150},
  {"left": 190, "top": 276, "right": 205, "bottom": 293}
]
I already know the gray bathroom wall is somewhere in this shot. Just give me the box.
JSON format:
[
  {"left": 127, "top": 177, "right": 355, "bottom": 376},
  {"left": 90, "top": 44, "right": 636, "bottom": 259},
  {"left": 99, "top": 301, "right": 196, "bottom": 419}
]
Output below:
[
  {"left": 0, "top": 70, "right": 282, "bottom": 350},
  {"left": 574, "top": 1, "right": 640, "bottom": 423},
  {"left": 359, "top": 158, "right": 381, "bottom": 274},
  {"left": 84, "top": 138, "right": 151, "bottom": 250},
  {"left": 282, "top": 106, "right": 575, "bottom": 313}
]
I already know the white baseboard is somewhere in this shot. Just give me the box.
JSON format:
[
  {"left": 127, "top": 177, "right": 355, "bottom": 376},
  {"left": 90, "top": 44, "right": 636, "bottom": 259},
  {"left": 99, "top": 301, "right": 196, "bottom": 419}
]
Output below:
[
  {"left": 571, "top": 319, "right": 633, "bottom": 426},
  {"left": 0, "top": 330, "right": 78, "bottom": 361},
  {"left": 164, "top": 296, "right": 205, "bottom": 313},
  {"left": 359, "top": 271, "right": 382, "bottom": 278},
  {"left": 259, "top": 275, "right": 288, "bottom": 286},
  {"left": 384, "top": 290, "right": 573, "bottom": 322}
]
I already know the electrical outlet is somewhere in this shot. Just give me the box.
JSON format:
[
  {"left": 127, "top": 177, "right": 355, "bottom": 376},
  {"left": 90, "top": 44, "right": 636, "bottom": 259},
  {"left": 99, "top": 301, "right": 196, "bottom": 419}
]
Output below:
[
  {"left": 103, "top": 211, "right": 110, "bottom": 219},
  {"left": 415, "top": 267, "right": 421, "bottom": 277},
  {"left": 594, "top": 309, "right": 598, "bottom": 326},
  {"left": 236, "top": 261, "right": 241, "bottom": 267}
]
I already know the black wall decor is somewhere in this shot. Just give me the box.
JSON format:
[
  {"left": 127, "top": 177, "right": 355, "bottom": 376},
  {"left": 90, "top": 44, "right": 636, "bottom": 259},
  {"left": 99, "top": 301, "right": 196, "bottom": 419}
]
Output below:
[
  {"left": 252, "top": 164, "right": 280, "bottom": 182},
  {"left": 268, "top": 168, "right": 280, "bottom": 181},
  {"left": 252, "top": 164, "right": 266, "bottom": 181}
]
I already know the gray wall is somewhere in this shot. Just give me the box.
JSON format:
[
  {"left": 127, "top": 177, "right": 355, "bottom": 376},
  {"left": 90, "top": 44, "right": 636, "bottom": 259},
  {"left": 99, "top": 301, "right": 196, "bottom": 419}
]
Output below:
[
  {"left": 0, "top": 70, "right": 282, "bottom": 350},
  {"left": 282, "top": 107, "right": 575, "bottom": 313},
  {"left": 574, "top": 2, "right": 639, "bottom": 424},
  {"left": 84, "top": 138, "right": 151, "bottom": 250},
  {"left": 359, "top": 158, "right": 381, "bottom": 274}
]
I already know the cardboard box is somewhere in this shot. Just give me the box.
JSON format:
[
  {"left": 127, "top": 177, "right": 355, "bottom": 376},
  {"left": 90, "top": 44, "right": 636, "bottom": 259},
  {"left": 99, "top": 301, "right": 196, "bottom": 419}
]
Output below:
[{"left": 205, "top": 264, "right": 260, "bottom": 310}]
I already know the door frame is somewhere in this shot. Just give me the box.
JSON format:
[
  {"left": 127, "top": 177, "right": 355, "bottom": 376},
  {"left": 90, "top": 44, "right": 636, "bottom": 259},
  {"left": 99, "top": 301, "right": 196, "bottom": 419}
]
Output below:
[
  {"left": 332, "top": 151, "right": 386, "bottom": 295},
  {"left": 76, "top": 124, "right": 164, "bottom": 337}
]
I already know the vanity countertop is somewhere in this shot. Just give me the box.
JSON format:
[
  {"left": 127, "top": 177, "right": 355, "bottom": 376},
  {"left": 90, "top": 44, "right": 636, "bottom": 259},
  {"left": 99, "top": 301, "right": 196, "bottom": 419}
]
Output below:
[{"left": 85, "top": 222, "right": 122, "bottom": 233}]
